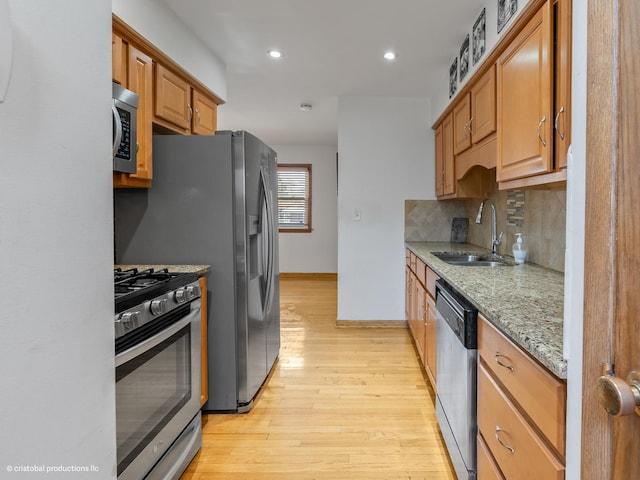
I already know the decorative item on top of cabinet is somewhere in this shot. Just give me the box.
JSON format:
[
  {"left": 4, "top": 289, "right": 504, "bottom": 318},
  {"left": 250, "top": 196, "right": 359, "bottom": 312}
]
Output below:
[{"left": 496, "top": 0, "right": 570, "bottom": 190}]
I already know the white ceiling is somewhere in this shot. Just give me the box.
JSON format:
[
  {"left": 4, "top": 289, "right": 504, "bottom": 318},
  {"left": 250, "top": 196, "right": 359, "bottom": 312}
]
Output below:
[{"left": 161, "top": 0, "right": 486, "bottom": 146}]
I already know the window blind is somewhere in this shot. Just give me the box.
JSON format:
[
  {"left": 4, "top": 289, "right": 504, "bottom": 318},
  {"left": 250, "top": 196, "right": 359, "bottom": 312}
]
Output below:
[{"left": 277, "top": 165, "right": 311, "bottom": 232}]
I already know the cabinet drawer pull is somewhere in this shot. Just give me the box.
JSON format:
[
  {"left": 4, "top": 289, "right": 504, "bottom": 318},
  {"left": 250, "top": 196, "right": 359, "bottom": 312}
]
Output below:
[
  {"left": 537, "top": 116, "right": 547, "bottom": 147},
  {"left": 554, "top": 107, "right": 565, "bottom": 140},
  {"left": 495, "top": 352, "right": 515, "bottom": 371},
  {"left": 495, "top": 426, "right": 515, "bottom": 454}
]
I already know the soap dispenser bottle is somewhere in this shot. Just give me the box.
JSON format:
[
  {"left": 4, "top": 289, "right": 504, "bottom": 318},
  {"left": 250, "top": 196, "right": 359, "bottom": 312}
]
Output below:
[{"left": 512, "top": 233, "right": 527, "bottom": 264}]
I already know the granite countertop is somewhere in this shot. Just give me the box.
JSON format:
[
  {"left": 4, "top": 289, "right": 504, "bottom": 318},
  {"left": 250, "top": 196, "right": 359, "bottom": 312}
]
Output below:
[
  {"left": 115, "top": 264, "right": 211, "bottom": 277},
  {"left": 406, "top": 241, "right": 566, "bottom": 379}
]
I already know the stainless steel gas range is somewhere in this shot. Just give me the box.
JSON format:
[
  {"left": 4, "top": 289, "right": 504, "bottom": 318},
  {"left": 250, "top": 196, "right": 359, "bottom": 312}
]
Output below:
[{"left": 114, "top": 268, "right": 202, "bottom": 480}]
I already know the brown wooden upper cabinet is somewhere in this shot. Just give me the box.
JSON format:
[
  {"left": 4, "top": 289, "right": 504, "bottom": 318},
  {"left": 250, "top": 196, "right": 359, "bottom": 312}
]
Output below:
[
  {"left": 435, "top": 113, "right": 455, "bottom": 197},
  {"left": 554, "top": 0, "right": 572, "bottom": 170},
  {"left": 112, "top": 15, "right": 223, "bottom": 188},
  {"left": 112, "top": 32, "right": 154, "bottom": 188},
  {"left": 496, "top": 0, "right": 571, "bottom": 188},
  {"left": 433, "top": 0, "right": 571, "bottom": 196},
  {"left": 453, "top": 65, "right": 496, "bottom": 155},
  {"left": 497, "top": 2, "right": 553, "bottom": 183},
  {"left": 192, "top": 90, "right": 218, "bottom": 135},
  {"left": 154, "top": 64, "right": 218, "bottom": 136},
  {"left": 112, "top": 33, "right": 125, "bottom": 86}
]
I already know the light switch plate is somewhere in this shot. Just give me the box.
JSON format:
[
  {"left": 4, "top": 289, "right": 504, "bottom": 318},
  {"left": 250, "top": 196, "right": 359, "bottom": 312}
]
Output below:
[{"left": 0, "top": 0, "right": 13, "bottom": 103}]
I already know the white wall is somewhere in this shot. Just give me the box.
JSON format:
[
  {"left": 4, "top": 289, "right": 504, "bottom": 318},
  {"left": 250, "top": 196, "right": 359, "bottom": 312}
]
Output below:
[
  {"left": 275, "top": 144, "right": 339, "bottom": 273},
  {"left": 337, "top": 97, "right": 432, "bottom": 321},
  {"left": 431, "top": 0, "right": 533, "bottom": 121},
  {"left": 564, "top": 2, "right": 587, "bottom": 478},
  {"left": 0, "top": 1, "right": 116, "bottom": 478},
  {"left": 112, "top": 0, "right": 227, "bottom": 101}
]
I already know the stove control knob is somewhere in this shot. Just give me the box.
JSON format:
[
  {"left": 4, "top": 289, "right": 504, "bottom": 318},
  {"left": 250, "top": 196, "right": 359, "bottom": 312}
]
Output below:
[
  {"left": 117, "top": 311, "right": 140, "bottom": 331},
  {"left": 187, "top": 285, "right": 201, "bottom": 298},
  {"left": 174, "top": 289, "right": 187, "bottom": 303},
  {"left": 150, "top": 299, "right": 168, "bottom": 316}
]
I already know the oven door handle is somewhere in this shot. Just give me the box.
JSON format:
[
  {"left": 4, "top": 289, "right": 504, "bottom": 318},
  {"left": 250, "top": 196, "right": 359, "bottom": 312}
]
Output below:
[{"left": 115, "top": 300, "right": 201, "bottom": 367}]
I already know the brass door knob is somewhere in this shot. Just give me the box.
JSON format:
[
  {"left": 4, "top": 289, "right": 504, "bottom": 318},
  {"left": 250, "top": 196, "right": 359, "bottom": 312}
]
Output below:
[{"left": 597, "top": 371, "right": 640, "bottom": 416}]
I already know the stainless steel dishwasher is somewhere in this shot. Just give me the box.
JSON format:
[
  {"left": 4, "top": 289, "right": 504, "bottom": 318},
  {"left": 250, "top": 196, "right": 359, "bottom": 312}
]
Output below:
[{"left": 435, "top": 279, "right": 478, "bottom": 480}]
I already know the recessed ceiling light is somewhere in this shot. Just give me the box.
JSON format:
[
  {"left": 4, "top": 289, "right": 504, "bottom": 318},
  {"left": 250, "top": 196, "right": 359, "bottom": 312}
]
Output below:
[
  {"left": 383, "top": 51, "right": 397, "bottom": 61},
  {"left": 268, "top": 50, "right": 284, "bottom": 59},
  {"left": 299, "top": 103, "right": 312, "bottom": 111}
]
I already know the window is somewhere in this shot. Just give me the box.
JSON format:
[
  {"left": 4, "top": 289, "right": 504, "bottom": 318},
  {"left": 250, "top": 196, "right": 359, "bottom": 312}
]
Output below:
[{"left": 277, "top": 164, "right": 312, "bottom": 232}]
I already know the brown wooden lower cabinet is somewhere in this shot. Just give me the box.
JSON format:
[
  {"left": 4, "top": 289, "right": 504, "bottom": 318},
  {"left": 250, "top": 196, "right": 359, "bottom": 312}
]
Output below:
[
  {"left": 477, "top": 432, "right": 505, "bottom": 480},
  {"left": 477, "top": 362, "right": 564, "bottom": 479},
  {"left": 199, "top": 276, "right": 208, "bottom": 407},
  {"left": 425, "top": 294, "right": 437, "bottom": 386},
  {"left": 478, "top": 316, "right": 566, "bottom": 457},
  {"left": 404, "top": 249, "right": 438, "bottom": 391}
]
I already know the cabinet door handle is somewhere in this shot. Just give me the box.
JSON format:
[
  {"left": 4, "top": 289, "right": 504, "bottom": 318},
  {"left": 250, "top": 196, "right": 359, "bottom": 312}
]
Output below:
[
  {"left": 537, "top": 116, "right": 547, "bottom": 147},
  {"left": 554, "top": 107, "right": 565, "bottom": 140},
  {"left": 495, "top": 426, "right": 515, "bottom": 454},
  {"left": 195, "top": 108, "right": 201, "bottom": 126},
  {"left": 468, "top": 117, "right": 474, "bottom": 136},
  {"left": 494, "top": 352, "right": 515, "bottom": 371},
  {"left": 187, "top": 104, "right": 193, "bottom": 122}
]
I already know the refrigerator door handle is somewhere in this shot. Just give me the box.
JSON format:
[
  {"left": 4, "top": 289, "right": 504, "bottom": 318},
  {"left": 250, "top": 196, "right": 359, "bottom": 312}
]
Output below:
[{"left": 260, "top": 166, "right": 276, "bottom": 315}]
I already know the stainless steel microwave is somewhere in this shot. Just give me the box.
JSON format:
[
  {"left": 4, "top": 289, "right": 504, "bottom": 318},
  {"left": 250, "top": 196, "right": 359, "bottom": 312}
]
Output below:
[{"left": 112, "top": 82, "right": 138, "bottom": 173}]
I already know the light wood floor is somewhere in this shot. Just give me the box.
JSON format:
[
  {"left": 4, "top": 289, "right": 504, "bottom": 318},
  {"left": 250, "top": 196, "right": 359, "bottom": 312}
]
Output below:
[{"left": 181, "top": 276, "right": 455, "bottom": 479}]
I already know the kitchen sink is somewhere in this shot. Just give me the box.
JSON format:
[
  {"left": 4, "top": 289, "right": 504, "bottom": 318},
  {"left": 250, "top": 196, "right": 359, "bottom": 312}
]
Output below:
[{"left": 431, "top": 251, "right": 514, "bottom": 267}]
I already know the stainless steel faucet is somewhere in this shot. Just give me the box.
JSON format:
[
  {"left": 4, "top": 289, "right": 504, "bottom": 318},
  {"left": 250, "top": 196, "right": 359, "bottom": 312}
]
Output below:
[{"left": 475, "top": 199, "right": 503, "bottom": 254}]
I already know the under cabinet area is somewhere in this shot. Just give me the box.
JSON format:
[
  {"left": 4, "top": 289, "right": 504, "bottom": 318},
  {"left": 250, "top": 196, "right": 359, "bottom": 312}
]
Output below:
[
  {"left": 112, "top": 15, "right": 223, "bottom": 188},
  {"left": 405, "top": 249, "right": 438, "bottom": 389},
  {"left": 477, "top": 314, "right": 566, "bottom": 479}
]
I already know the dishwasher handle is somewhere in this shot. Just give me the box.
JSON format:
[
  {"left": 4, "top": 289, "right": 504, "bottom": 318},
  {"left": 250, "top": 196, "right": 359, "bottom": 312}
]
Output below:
[{"left": 435, "top": 279, "right": 478, "bottom": 349}]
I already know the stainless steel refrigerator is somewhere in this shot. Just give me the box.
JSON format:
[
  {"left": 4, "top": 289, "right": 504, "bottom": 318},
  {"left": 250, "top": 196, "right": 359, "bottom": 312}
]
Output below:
[{"left": 114, "top": 130, "right": 280, "bottom": 413}]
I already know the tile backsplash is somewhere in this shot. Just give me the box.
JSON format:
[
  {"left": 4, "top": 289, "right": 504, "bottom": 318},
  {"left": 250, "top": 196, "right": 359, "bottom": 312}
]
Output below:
[
  {"left": 405, "top": 184, "right": 567, "bottom": 272},
  {"left": 405, "top": 199, "right": 467, "bottom": 242}
]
